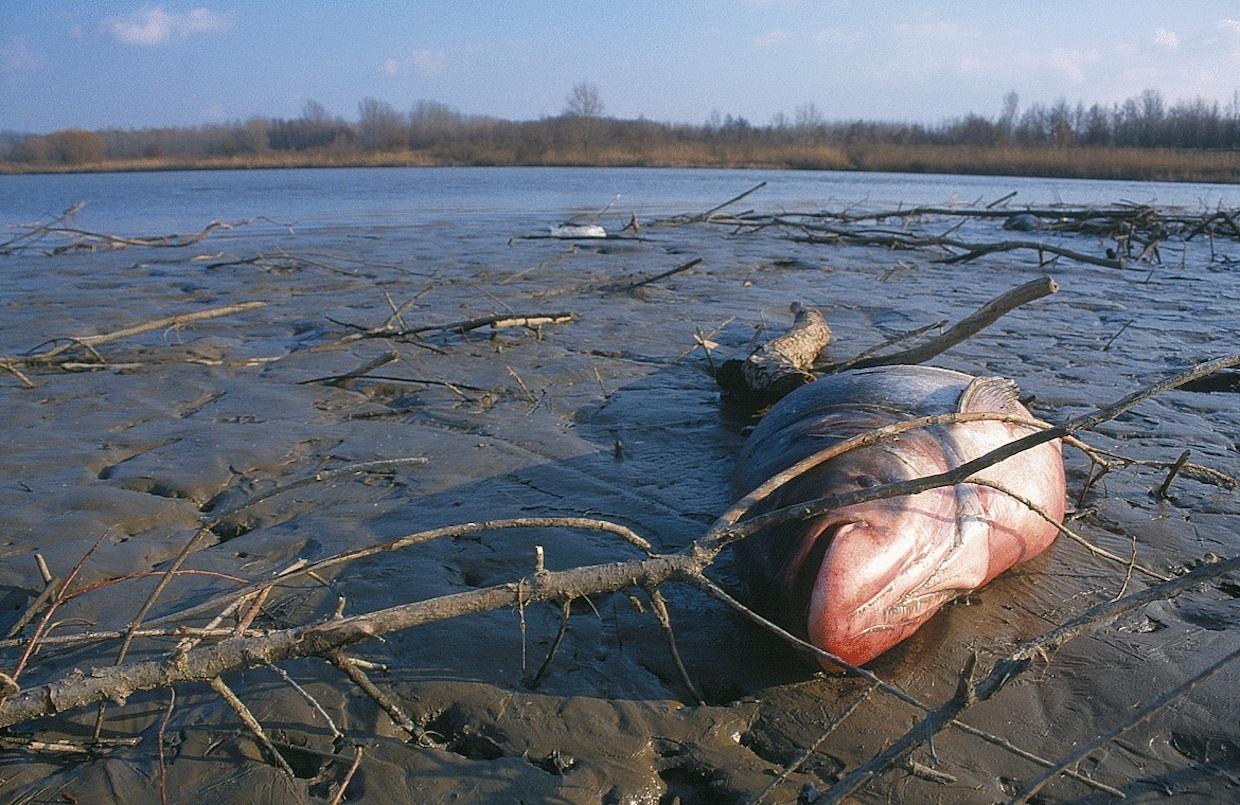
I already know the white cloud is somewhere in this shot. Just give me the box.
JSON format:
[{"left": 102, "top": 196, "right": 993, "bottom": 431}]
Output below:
[
  {"left": 102, "top": 7, "right": 229, "bottom": 46},
  {"left": 1045, "top": 47, "right": 1099, "bottom": 84},
  {"left": 380, "top": 49, "right": 446, "bottom": 76},
  {"left": 1152, "top": 28, "right": 1179, "bottom": 49},
  {"left": 754, "top": 29, "right": 788, "bottom": 49},
  {"left": 1219, "top": 18, "right": 1240, "bottom": 35},
  {"left": 411, "top": 49, "right": 445, "bottom": 74},
  {"left": 1, "top": 39, "right": 45, "bottom": 72}
]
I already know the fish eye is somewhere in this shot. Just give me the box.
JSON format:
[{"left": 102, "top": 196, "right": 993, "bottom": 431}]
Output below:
[{"left": 854, "top": 474, "right": 880, "bottom": 488}]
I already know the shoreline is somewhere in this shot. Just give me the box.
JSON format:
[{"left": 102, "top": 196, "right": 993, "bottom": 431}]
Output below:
[{"left": 4, "top": 143, "right": 1239, "bottom": 184}]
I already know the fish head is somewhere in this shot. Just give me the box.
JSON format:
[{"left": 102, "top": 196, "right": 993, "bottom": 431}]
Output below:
[{"left": 760, "top": 440, "right": 982, "bottom": 669}]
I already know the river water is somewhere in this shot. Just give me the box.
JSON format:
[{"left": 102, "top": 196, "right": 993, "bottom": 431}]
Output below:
[
  {"left": 4, "top": 165, "right": 1240, "bottom": 233},
  {"left": 0, "top": 166, "right": 1237, "bottom": 803}
]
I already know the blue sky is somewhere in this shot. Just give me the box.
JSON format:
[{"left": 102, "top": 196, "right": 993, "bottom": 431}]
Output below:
[{"left": 2, "top": 1, "right": 1239, "bottom": 133}]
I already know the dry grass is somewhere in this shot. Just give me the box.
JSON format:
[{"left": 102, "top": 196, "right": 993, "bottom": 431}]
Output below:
[{"left": 2, "top": 143, "right": 1237, "bottom": 183}]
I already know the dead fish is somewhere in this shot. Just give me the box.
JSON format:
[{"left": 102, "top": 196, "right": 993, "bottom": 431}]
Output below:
[{"left": 733, "top": 365, "right": 1065, "bottom": 667}]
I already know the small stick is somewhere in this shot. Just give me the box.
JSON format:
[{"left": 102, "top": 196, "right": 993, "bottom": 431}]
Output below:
[
  {"left": 822, "top": 319, "right": 948, "bottom": 374},
  {"left": 209, "top": 677, "right": 295, "bottom": 777},
  {"left": 986, "top": 191, "right": 1018, "bottom": 209},
  {"left": 845, "top": 277, "right": 1057, "bottom": 370},
  {"left": 1155, "top": 449, "right": 1191, "bottom": 499},
  {"left": 645, "top": 588, "right": 704, "bottom": 705},
  {"left": 327, "top": 651, "right": 431, "bottom": 745},
  {"left": 330, "top": 746, "right": 364, "bottom": 805},
  {"left": 1010, "top": 645, "right": 1240, "bottom": 803},
  {"left": 12, "top": 302, "right": 266, "bottom": 365},
  {"left": 965, "top": 479, "right": 1168, "bottom": 581},
  {"left": 157, "top": 690, "right": 176, "bottom": 805},
  {"left": 398, "top": 312, "right": 575, "bottom": 337},
  {"left": 699, "top": 181, "right": 767, "bottom": 219},
  {"left": 753, "top": 684, "right": 877, "bottom": 804},
  {"left": 0, "top": 359, "right": 35, "bottom": 388},
  {"left": 525, "top": 599, "right": 573, "bottom": 689},
  {"left": 605, "top": 257, "right": 703, "bottom": 292},
  {"left": 205, "top": 457, "right": 429, "bottom": 530},
  {"left": 1102, "top": 320, "right": 1134, "bottom": 351},
  {"left": 267, "top": 663, "right": 342, "bottom": 740},
  {"left": 297, "top": 351, "right": 399, "bottom": 387},
  {"left": 5, "top": 567, "right": 60, "bottom": 639}
]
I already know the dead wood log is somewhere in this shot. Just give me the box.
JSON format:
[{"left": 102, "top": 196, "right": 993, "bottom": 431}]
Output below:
[{"left": 715, "top": 303, "right": 831, "bottom": 406}]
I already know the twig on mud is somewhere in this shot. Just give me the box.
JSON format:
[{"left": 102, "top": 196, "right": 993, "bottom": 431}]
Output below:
[
  {"left": 330, "top": 746, "right": 364, "bottom": 805},
  {"left": 2, "top": 301, "right": 267, "bottom": 373},
  {"left": 752, "top": 683, "right": 877, "bottom": 804},
  {"left": 209, "top": 677, "right": 295, "bottom": 777},
  {"left": 327, "top": 651, "right": 432, "bottom": 745},
  {"left": 297, "top": 351, "right": 400, "bottom": 387},
  {"left": 204, "top": 456, "right": 430, "bottom": 533},
  {"left": 267, "top": 663, "right": 343, "bottom": 740},
  {"left": 397, "top": 312, "right": 576, "bottom": 337},
  {"left": 1009, "top": 644, "right": 1240, "bottom": 803},
  {"left": 644, "top": 587, "right": 704, "bottom": 705},
  {"left": 4, "top": 214, "right": 289, "bottom": 256},
  {"left": 657, "top": 181, "right": 768, "bottom": 225},
  {"left": 5, "top": 556, "right": 60, "bottom": 639},
  {"left": 965, "top": 478, "right": 1168, "bottom": 582},
  {"left": 157, "top": 690, "right": 176, "bottom": 805},
  {"left": 824, "top": 277, "right": 1058, "bottom": 372},
  {"left": 1155, "top": 449, "right": 1192, "bottom": 498},
  {"left": 525, "top": 599, "right": 573, "bottom": 690},
  {"left": 602, "top": 257, "right": 704, "bottom": 292}
]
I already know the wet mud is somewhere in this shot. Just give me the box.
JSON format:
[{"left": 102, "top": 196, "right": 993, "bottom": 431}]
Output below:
[{"left": 0, "top": 196, "right": 1237, "bottom": 803}]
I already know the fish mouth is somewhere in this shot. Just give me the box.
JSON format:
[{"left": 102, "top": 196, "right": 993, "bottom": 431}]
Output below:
[{"left": 805, "top": 516, "right": 968, "bottom": 666}]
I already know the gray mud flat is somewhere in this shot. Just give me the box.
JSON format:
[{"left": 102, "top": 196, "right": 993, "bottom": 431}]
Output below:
[{"left": 0, "top": 191, "right": 1238, "bottom": 804}]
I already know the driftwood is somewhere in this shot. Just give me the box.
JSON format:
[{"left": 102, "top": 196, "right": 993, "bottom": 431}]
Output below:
[
  {"left": 0, "top": 203, "right": 290, "bottom": 256},
  {"left": 826, "top": 276, "right": 1058, "bottom": 371},
  {"left": 0, "top": 301, "right": 267, "bottom": 387},
  {"left": 716, "top": 302, "right": 831, "bottom": 404},
  {"left": 718, "top": 276, "right": 1057, "bottom": 404}
]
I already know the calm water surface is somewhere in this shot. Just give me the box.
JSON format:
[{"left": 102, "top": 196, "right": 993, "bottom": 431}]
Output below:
[{"left": 3, "top": 166, "right": 1239, "bottom": 233}]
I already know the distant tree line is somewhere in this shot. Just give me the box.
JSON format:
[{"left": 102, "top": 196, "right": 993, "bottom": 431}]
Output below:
[{"left": 3, "top": 85, "right": 1239, "bottom": 167}]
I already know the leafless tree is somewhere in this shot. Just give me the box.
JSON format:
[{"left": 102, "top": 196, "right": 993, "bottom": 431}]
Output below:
[{"left": 564, "top": 81, "right": 604, "bottom": 118}]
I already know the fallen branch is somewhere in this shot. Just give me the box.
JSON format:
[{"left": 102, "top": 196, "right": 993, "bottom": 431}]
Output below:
[
  {"left": 716, "top": 302, "right": 831, "bottom": 405},
  {"left": 603, "top": 256, "right": 703, "bottom": 292},
  {"left": 825, "top": 277, "right": 1058, "bottom": 371},
  {"left": 395, "top": 312, "right": 575, "bottom": 337},
  {"left": 3, "top": 301, "right": 267, "bottom": 372}
]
